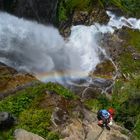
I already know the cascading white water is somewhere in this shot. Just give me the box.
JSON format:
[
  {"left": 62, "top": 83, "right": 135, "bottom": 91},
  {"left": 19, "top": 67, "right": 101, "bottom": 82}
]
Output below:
[
  {"left": 107, "top": 11, "right": 140, "bottom": 30},
  {"left": 0, "top": 12, "right": 104, "bottom": 83},
  {"left": 0, "top": 11, "right": 140, "bottom": 84}
]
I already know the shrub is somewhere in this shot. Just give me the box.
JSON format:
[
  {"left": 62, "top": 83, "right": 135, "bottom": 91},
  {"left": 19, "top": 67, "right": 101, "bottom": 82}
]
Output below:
[
  {"left": 45, "top": 82, "right": 75, "bottom": 99},
  {"left": 47, "top": 132, "right": 59, "bottom": 140},
  {"left": 17, "top": 109, "right": 51, "bottom": 138},
  {"left": 0, "top": 83, "right": 46, "bottom": 116}
]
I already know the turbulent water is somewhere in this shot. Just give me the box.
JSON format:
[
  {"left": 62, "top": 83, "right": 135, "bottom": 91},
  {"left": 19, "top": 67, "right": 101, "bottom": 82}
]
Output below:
[{"left": 0, "top": 11, "right": 140, "bottom": 83}]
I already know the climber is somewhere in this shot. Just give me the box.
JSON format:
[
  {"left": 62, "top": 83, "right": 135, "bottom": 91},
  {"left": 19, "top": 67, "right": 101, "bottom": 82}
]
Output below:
[{"left": 97, "top": 108, "right": 115, "bottom": 130}]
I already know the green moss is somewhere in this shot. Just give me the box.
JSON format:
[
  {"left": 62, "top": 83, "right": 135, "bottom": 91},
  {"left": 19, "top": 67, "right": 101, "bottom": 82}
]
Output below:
[
  {"left": 84, "top": 95, "right": 110, "bottom": 112},
  {"left": 17, "top": 109, "right": 52, "bottom": 139},
  {"left": 66, "top": 0, "right": 91, "bottom": 12},
  {"left": 128, "top": 30, "right": 140, "bottom": 52},
  {"left": 0, "top": 129, "right": 14, "bottom": 140},
  {"left": 58, "top": 1, "right": 67, "bottom": 22},
  {"left": 118, "top": 30, "right": 140, "bottom": 75},
  {"left": 93, "top": 60, "right": 115, "bottom": 79},
  {"left": 119, "top": 52, "right": 140, "bottom": 74},
  {"left": 47, "top": 132, "right": 59, "bottom": 140},
  {"left": 57, "top": 0, "right": 98, "bottom": 23},
  {"left": 84, "top": 99, "right": 100, "bottom": 111},
  {"left": 133, "top": 119, "right": 140, "bottom": 139},
  {"left": 45, "top": 82, "right": 75, "bottom": 99}
]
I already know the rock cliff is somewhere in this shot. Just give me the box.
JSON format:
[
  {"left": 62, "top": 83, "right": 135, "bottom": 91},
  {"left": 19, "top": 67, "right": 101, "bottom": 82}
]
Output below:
[{"left": 0, "top": 0, "right": 58, "bottom": 24}]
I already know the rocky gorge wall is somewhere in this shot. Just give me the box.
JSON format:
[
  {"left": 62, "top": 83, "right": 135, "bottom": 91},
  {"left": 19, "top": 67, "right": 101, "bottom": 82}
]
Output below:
[{"left": 0, "top": 0, "right": 58, "bottom": 24}]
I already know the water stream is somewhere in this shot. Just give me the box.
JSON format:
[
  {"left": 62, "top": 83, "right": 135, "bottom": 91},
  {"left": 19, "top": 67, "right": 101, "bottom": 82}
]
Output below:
[{"left": 0, "top": 11, "right": 140, "bottom": 84}]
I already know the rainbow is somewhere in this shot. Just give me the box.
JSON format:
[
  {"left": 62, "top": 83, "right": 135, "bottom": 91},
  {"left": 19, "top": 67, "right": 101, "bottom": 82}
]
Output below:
[{"left": 35, "top": 70, "right": 89, "bottom": 82}]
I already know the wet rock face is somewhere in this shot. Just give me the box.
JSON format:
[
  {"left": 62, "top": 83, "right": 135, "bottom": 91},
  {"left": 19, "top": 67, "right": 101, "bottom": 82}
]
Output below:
[
  {"left": 59, "top": 7, "right": 109, "bottom": 37},
  {"left": 72, "top": 8, "right": 109, "bottom": 26},
  {"left": 0, "top": 0, "right": 58, "bottom": 24},
  {"left": 100, "top": 33, "right": 125, "bottom": 62},
  {"left": 0, "top": 112, "right": 15, "bottom": 130}
]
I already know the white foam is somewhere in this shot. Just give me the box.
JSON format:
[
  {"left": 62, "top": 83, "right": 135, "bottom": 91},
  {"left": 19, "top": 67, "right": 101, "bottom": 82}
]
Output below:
[
  {"left": 107, "top": 11, "right": 140, "bottom": 30},
  {"left": 0, "top": 11, "right": 140, "bottom": 83}
]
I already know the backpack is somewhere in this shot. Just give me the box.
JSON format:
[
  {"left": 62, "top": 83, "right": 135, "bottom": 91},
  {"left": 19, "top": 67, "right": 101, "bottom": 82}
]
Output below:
[{"left": 100, "top": 109, "right": 110, "bottom": 119}]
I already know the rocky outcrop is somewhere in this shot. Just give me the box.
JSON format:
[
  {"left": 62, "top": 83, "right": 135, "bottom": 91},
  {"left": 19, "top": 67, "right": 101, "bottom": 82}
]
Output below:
[
  {"left": 0, "top": 0, "right": 58, "bottom": 24},
  {"left": 100, "top": 33, "right": 125, "bottom": 62},
  {"left": 58, "top": 0, "right": 110, "bottom": 37},
  {"left": 52, "top": 107, "right": 69, "bottom": 126},
  {"left": 0, "top": 62, "right": 37, "bottom": 93},
  {"left": 92, "top": 59, "right": 116, "bottom": 79},
  {"left": 59, "top": 8, "right": 109, "bottom": 37},
  {"left": 0, "top": 112, "right": 15, "bottom": 130},
  {"left": 60, "top": 119, "right": 130, "bottom": 140},
  {"left": 14, "top": 129, "right": 45, "bottom": 140},
  {"left": 39, "top": 91, "right": 130, "bottom": 140},
  {"left": 72, "top": 8, "right": 109, "bottom": 26}
]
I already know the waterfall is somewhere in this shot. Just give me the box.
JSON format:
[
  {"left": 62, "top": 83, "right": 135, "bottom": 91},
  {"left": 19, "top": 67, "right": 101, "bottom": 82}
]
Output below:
[{"left": 0, "top": 11, "right": 140, "bottom": 84}]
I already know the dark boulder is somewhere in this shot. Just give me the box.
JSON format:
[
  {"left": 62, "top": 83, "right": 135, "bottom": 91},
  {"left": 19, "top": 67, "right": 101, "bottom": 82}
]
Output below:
[{"left": 0, "top": 112, "right": 15, "bottom": 130}]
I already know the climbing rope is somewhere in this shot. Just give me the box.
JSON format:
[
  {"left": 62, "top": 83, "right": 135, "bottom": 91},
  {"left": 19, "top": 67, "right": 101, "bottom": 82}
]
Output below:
[{"left": 95, "top": 127, "right": 104, "bottom": 140}]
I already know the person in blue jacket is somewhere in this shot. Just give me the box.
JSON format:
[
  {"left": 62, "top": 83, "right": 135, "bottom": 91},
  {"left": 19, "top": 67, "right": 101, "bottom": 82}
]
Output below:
[{"left": 97, "top": 108, "right": 115, "bottom": 130}]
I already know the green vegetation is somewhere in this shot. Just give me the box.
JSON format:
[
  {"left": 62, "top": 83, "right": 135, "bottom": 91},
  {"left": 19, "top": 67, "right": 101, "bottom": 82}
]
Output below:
[
  {"left": 57, "top": 0, "right": 96, "bottom": 22},
  {"left": 109, "top": 29, "right": 140, "bottom": 138},
  {"left": 0, "top": 82, "right": 74, "bottom": 139},
  {"left": 84, "top": 77, "right": 140, "bottom": 138},
  {"left": 45, "top": 82, "right": 75, "bottom": 99},
  {"left": 134, "top": 119, "right": 140, "bottom": 139},
  {"left": 84, "top": 95, "right": 110, "bottom": 112},
  {"left": 100, "top": 0, "right": 140, "bottom": 17},
  {"left": 18, "top": 109, "right": 52, "bottom": 139},
  {"left": 128, "top": 30, "right": 140, "bottom": 52},
  {"left": 0, "top": 83, "right": 46, "bottom": 116},
  {"left": 119, "top": 52, "right": 140, "bottom": 75},
  {"left": 57, "top": 0, "right": 140, "bottom": 23},
  {"left": 58, "top": 1, "right": 67, "bottom": 22},
  {"left": 117, "top": 30, "right": 140, "bottom": 75},
  {"left": 112, "top": 78, "right": 140, "bottom": 137}
]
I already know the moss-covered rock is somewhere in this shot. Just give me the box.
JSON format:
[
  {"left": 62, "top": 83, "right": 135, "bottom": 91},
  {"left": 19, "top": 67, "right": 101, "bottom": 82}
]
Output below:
[
  {"left": 91, "top": 59, "right": 116, "bottom": 79},
  {"left": 58, "top": 0, "right": 109, "bottom": 37}
]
